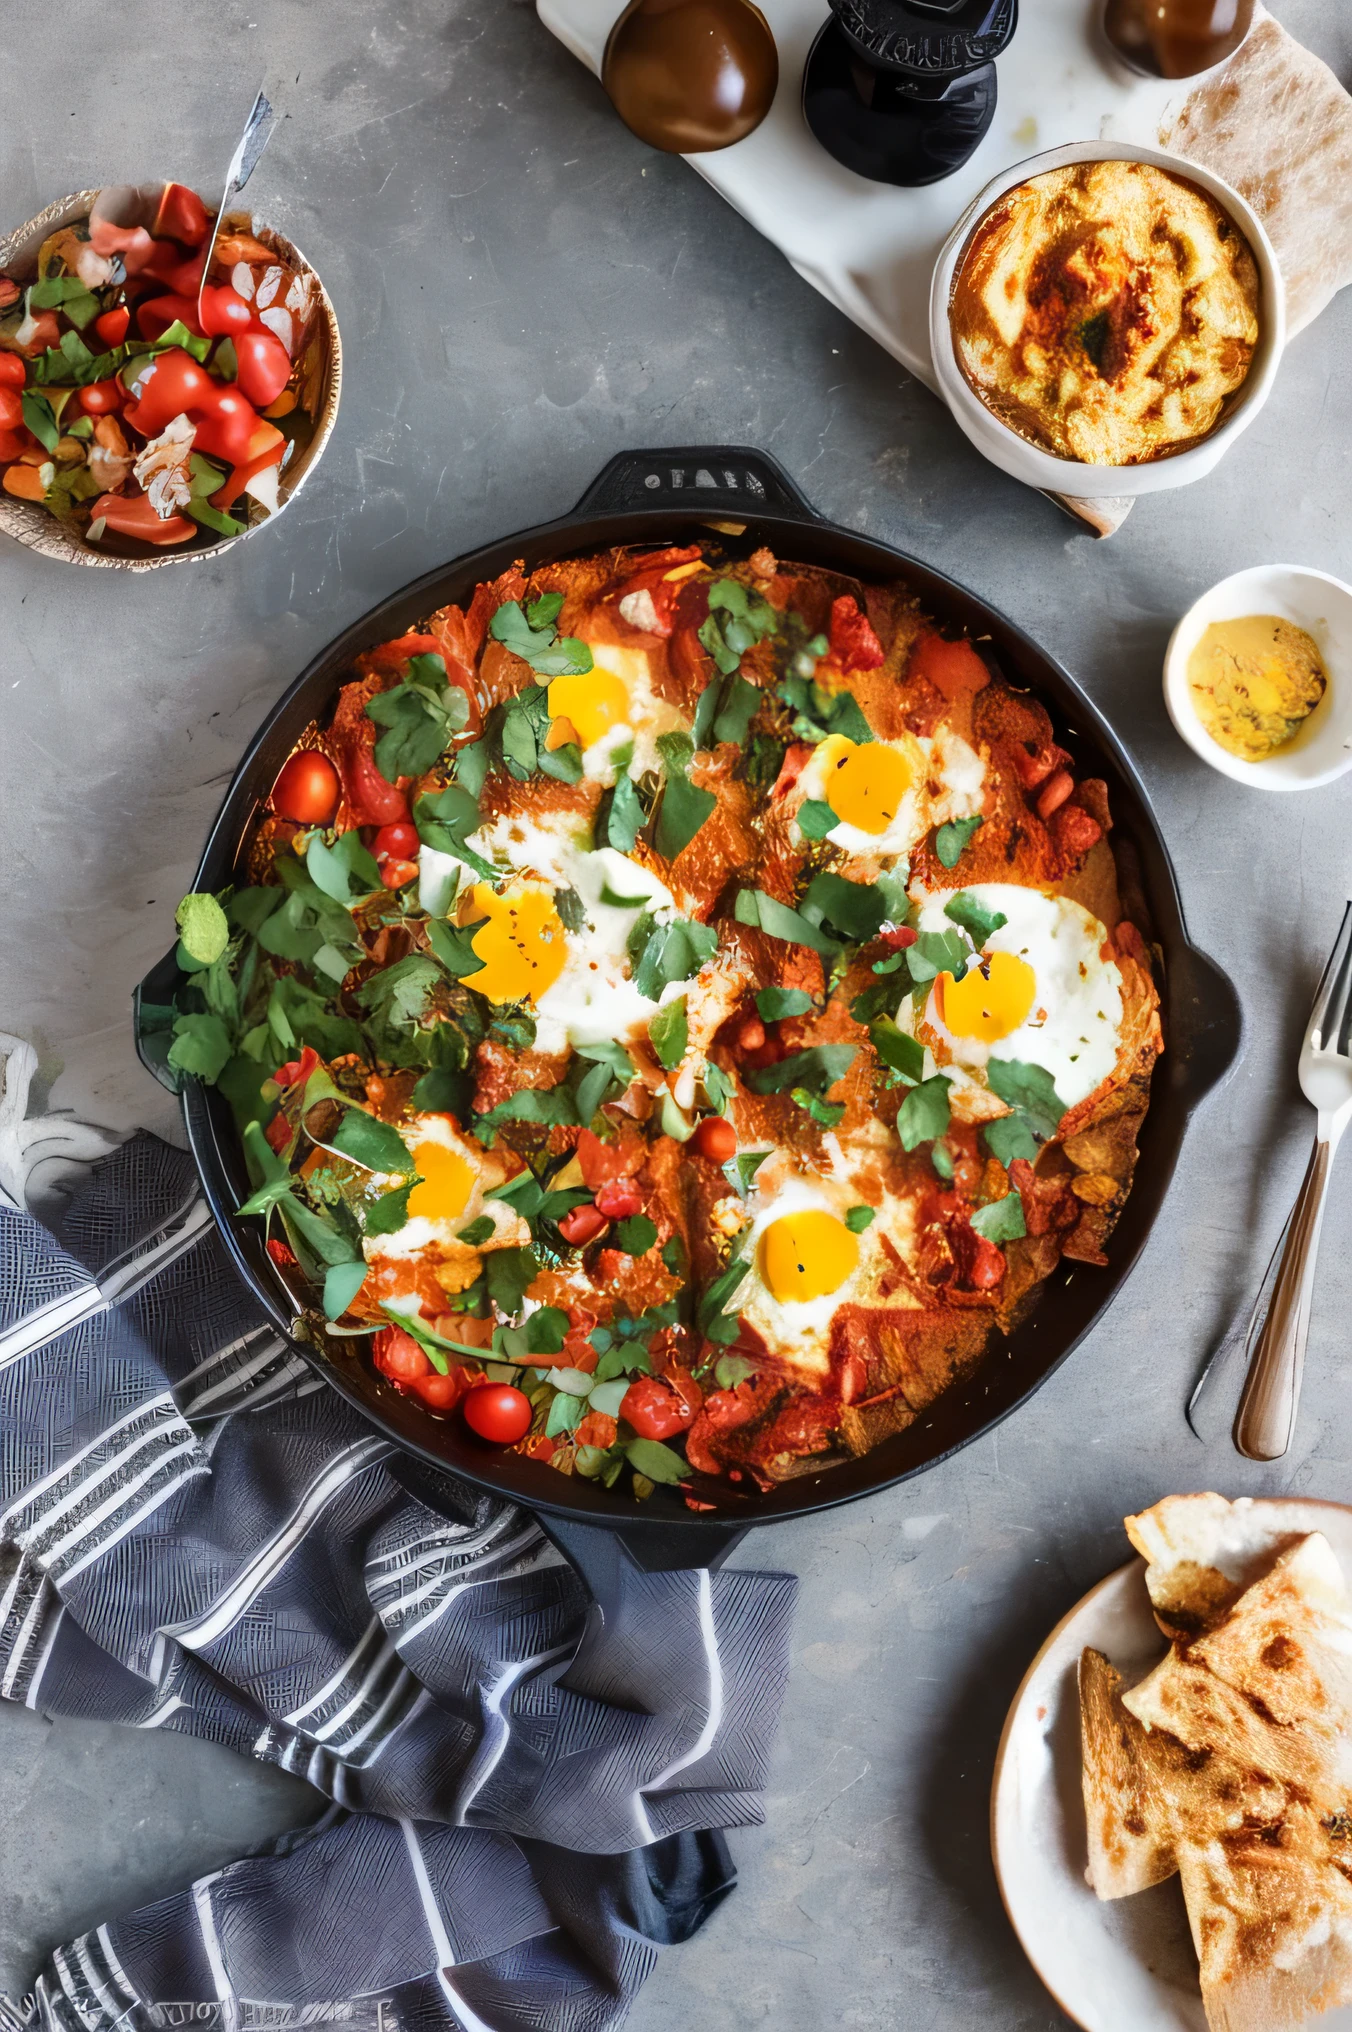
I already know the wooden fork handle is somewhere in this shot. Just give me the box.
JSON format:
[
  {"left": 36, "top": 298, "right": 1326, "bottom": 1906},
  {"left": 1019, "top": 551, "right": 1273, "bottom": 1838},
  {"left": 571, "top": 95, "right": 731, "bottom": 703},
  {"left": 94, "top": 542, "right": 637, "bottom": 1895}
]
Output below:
[{"left": 1234, "top": 1135, "right": 1334, "bottom": 1460}]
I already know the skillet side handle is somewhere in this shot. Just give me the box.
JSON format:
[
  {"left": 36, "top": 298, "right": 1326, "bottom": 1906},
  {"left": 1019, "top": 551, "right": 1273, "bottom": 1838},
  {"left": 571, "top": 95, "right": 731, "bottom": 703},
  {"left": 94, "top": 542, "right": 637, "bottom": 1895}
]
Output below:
[
  {"left": 133, "top": 945, "right": 190, "bottom": 1094},
  {"left": 540, "top": 1513, "right": 748, "bottom": 1614},
  {"left": 571, "top": 445, "right": 822, "bottom": 525},
  {"left": 1167, "top": 938, "right": 1244, "bottom": 1111}
]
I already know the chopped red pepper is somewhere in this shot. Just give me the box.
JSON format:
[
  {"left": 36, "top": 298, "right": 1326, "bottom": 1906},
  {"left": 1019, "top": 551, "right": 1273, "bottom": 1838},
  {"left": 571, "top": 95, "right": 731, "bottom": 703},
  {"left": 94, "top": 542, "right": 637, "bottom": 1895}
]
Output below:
[{"left": 827, "top": 595, "right": 885, "bottom": 673}]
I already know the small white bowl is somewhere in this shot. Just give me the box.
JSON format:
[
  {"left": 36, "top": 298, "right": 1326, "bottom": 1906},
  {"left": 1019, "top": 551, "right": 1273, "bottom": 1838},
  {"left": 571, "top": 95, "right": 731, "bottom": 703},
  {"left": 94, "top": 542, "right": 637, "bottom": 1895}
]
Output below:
[
  {"left": 928, "top": 141, "right": 1286, "bottom": 500},
  {"left": 1163, "top": 565, "right": 1352, "bottom": 791}
]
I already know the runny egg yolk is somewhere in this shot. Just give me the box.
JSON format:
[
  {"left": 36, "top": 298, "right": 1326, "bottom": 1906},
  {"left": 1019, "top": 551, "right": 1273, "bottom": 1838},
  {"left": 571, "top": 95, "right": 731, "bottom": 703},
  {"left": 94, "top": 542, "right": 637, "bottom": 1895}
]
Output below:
[
  {"left": 547, "top": 669, "right": 630, "bottom": 750},
  {"left": 940, "top": 951, "right": 1036, "bottom": 1042},
  {"left": 460, "top": 885, "right": 568, "bottom": 1004},
  {"left": 817, "top": 735, "right": 914, "bottom": 835},
  {"left": 407, "top": 1141, "right": 476, "bottom": 1223},
  {"left": 760, "top": 1210, "right": 860, "bottom": 1303}
]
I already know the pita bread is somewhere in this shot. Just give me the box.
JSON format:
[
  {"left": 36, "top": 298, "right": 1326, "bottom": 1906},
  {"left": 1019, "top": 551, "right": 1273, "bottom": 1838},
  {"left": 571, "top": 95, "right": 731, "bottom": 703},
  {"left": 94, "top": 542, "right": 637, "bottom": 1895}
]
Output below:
[
  {"left": 1082, "top": 1497, "right": 1352, "bottom": 2031},
  {"left": 1160, "top": 9, "right": 1352, "bottom": 337}
]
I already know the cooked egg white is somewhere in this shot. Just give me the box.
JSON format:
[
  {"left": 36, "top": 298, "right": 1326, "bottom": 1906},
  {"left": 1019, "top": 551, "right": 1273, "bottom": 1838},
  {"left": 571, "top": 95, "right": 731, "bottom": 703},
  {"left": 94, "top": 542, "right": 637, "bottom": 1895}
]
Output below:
[
  {"left": 795, "top": 729, "right": 985, "bottom": 859},
  {"left": 911, "top": 884, "right": 1124, "bottom": 1112},
  {"left": 548, "top": 642, "right": 687, "bottom": 786}
]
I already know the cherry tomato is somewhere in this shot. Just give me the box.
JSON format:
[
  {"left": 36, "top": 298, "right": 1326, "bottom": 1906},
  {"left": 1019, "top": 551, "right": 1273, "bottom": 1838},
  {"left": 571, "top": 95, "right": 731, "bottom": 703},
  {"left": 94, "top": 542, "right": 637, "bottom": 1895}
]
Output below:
[
  {"left": 342, "top": 744, "right": 409, "bottom": 827},
  {"left": 620, "top": 1376, "right": 698, "bottom": 1442},
  {"left": 94, "top": 305, "right": 130, "bottom": 347},
  {"left": 575, "top": 1125, "right": 644, "bottom": 1192},
  {"left": 373, "top": 821, "right": 419, "bottom": 862},
  {"left": 0, "top": 387, "right": 22, "bottom": 432},
  {"left": 198, "top": 284, "right": 253, "bottom": 336},
  {"left": 153, "top": 182, "right": 212, "bottom": 246},
  {"left": 372, "top": 1325, "right": 431, "bottom": 1386},
  {"left": 594, "top": 1179, "right": 642, "bottom": 1220},
  {"left": 142, "top": 244, "right": 207, "bottom": 296},
  {"left": 271, "top": 750, "right": 340, "bottom": 824},
  {"left": 0, "top": 354, "right": 25, "bottom": 389},
  {"left": 122, "top": 348, "right": 215, "bottom": 432},
  {"left": 0, "top": 426, "right": 31, "bottom": 462},
  {"left": 191, "top": 385, "right": 264, "bottom": 466},
  {"left": 558, "top": 1203, "right": 608, "bottom": 1247},
  {"left": 691, "top": 1116, "right": 737, "bottom": 1163},
  {"left": 380, "top": 858, "right": 419, "bottom": 891},
  {"left": 411, "top": 1369, "right": 473, "bottom": 1411},
  {"left": 79, "top": 380, "right": 123, "bottom": 416},
  {"left": 463, "top": 1383, "right": 533, "bottom": 1445},
  {"left": 234, "top": 328, "right": 293, "bottom": 408},
  {"left": 88, "top": 492, "right": 196, "bottom": 546},
  {"left": 137, "top": 293, "right": 205, "bottom": 342}
]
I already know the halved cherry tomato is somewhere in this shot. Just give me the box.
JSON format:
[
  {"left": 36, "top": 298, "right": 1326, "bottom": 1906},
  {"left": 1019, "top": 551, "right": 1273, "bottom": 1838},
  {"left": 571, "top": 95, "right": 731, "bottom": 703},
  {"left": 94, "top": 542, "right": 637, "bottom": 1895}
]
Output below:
[
  {"left": 199, "top": 285, "right": 253, "bottom": 337},
  {"left": 692, "top": 1116, "right": 737, "bottom": 1163},
  {"left": 153, "top": 182, "right": 211, "bottom": 246},
  {"left": 79, "top": 380, "right": 123, "bottom": 416},
  {"left": 620, "top": 1375, "right": 698, "bottom": 1441},
  {"left": 558, "top": 1203, "right": 608, "bottom": 1247},
  {"left": 234, "top": 328, "right": 293, "bottom": 407},
  {"left": 88, "top": 492, "right": 196, "bottom": 546},
  {"left": 0, "top": 388, "right": 22, "bottom": 432},
  {"left": 0, "top": 354, "right": 25, "bottom": 389},
  {"left": 463, "top": 1383, "right": 533, "bottom": 1444},
  {"left": 594, "top": 1179, "right": 642, "bottom": 1220},
  {"left": 373, "top": 821, "right": 419, "bottom": 862},
  {"left": 342, "top": 743, "right": 409, "bottom": 826},
  {"left": 94, "top": 305, "right": 130, "bottom": 347},
  {"left": 272, "top": 750, "right": 340, "bottom": 824},
  {"left": 137, "top": 293, "right": 204, "bottom": 342}
]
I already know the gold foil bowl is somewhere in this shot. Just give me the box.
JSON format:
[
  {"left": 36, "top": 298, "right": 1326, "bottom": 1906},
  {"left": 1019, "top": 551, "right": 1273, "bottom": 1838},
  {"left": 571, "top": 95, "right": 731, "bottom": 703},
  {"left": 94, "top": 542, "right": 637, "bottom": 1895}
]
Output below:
[{"left": 0, "top": 188, "right": 342, "bottom": 572}]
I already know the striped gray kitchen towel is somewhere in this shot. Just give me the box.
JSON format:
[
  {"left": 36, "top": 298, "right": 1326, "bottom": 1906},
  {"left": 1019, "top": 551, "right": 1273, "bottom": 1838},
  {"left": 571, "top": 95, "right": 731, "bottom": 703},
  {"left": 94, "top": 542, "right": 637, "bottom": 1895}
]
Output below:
[{"left": 0, "top": 1133, "right": 797, "bottom": 2032}]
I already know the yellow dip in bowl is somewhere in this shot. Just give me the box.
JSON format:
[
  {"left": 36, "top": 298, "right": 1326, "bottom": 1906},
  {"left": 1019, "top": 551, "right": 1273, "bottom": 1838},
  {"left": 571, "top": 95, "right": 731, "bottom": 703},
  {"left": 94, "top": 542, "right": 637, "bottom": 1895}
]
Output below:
[{"left": 1186, "top": 615, "right": 1327, "bottom": 763}]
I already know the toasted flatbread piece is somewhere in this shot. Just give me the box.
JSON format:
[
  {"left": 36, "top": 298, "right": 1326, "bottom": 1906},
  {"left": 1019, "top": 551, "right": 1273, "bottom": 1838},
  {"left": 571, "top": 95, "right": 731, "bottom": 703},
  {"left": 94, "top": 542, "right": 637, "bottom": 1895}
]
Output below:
[
  {"left": 1080, "top": 1647, "right": 1179, "bottom": 1898},
  {"left": 1177, "top": 1823, "right": 1352, "bottom": 2032},
  {"left": 1124, "top": 1492, "right": 1306, "bottom": 1639}
]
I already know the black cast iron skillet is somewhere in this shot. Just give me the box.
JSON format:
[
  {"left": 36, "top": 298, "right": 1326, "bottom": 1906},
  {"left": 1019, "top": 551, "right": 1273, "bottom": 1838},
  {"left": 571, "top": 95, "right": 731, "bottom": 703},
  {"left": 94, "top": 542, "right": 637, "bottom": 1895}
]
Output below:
[{"left": 136, "top": 446, "right": 1242, "bottom": 1589}]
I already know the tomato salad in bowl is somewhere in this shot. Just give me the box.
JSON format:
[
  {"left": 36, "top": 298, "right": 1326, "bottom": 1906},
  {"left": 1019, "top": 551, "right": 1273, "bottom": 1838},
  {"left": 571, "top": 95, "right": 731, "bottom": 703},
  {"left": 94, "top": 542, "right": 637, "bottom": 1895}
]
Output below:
[
  {"left": 0, "top": 179, "right": 337, "bottom": 564},
  {"left": 158, "top": 537, "right": 1161, "bottom": 1509}
]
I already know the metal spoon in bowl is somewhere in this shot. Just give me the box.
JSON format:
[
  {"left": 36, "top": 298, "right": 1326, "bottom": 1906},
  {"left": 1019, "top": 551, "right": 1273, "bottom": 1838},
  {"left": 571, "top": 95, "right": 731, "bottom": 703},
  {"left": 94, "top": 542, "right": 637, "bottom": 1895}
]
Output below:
[{"left": 197, "top": 87, "right": 275, "bottom": 315}]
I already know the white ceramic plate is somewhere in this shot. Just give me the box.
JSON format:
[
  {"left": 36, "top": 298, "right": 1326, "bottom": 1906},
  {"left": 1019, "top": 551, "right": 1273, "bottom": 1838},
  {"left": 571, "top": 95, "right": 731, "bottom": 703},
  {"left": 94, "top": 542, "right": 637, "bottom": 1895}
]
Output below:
[{"left": 990, "top": 1497, "right": 1352, "bottom": 2032}]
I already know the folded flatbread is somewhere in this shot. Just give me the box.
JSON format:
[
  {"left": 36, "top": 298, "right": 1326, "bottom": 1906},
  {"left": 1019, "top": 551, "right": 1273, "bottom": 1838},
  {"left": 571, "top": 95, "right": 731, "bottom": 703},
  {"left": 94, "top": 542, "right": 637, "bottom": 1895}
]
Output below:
[{"left": 1082, "top": 1495, "right": 1352, "bottom": 2031}]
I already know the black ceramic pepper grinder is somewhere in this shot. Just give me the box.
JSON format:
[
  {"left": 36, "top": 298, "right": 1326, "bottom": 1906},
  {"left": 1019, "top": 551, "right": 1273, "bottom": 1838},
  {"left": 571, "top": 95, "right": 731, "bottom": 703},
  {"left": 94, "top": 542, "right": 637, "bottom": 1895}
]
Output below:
[{"left": 803, "top": 0, "right": 1018, "bottom": 187}]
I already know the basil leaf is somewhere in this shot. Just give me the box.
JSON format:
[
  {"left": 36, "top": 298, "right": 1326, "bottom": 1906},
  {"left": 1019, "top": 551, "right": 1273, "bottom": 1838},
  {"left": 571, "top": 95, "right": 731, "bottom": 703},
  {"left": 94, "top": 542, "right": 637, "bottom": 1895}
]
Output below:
[
  {"left": 614, "top": 1213, "right": 658, "bottom": 1256},
  {"left": 695, "top": 669, "right": 761, "bottom": 748},
  {"left": 330, "top": 1109, "right": 416, "bottom": 1176},
  {"left": 527, "top": 591, "right": 564, "bottom": 630},
  {"left": 572, "top": 1058, "right": 614, "bottom": 1123},
  {"left": 175, "top": 892, "right": 230, "bottom": 966},
  {"left": 753, "top": 986, "right": 812, "bottom": 1023},
  {"left": 282, "top": 1194, "right": 363, "bottom": 1268},
  {"left": 454, "top": 739, "right": 490, "bottom": 799},
  {"left": 595, "top": 1340, "right": 651, "bottom": 1381},
  {"left": 167, "top": 1013, "right": 232, "bottom": 1081},
  {"left": 366, "top": 1181, "right": 418, "bottom": 1237},
  {"left": 21, "top": 391, "right": 60, "bottom": 453},
  {"left": 306, "top": 831, "right": 382, "bottom": 904},
  {"left": 426, "top": 915, "right": 488, "bottom": 976},
  {"left": 697, "top": 1257, "right": 750, "bottom": 1339},
  {"left": 632, "top": 918, "right": 718, "bottom": 998},
  {"left": 934, "top": 815, "right": 984, "bottom": 869},
  {"left": 745, "top": 1044, "right": 856, "bottom": 1097},
  {"left": 413, "top": 1067, "right": 469, "bottom": 1114},
  {"left": 489, "top": 599, "right": 593, "bottom": 677},
  {"left": 930, "top": 1140, "right": 955, "bottom": 1182},
  {"left": 698, "top": 612, "right": 741, "bottom": 678},
  {"left": 944, "top": 889, "right": 1007, "bottom": 945},
  {"left": 733, "top": 888, "right": 838, "bottom": 959},
  {"left": 969, "top": 1193, "right": 1027, "bottom": 1244},
  {"left": 649, "top": 996, "right": 688, "bottom": 1070},
  {"left": 623, "top": 1437, "right": 686, "bottom": 1485},
  {"left": 30, "top": 275, "right": 101, "bottom": 327},
  {"left": 575, "top": 1038, "right": 636, "bottom": 1085},
  {"left": 654, "top": 772, "right": 717, "bottom": 861},
  {"left": 869, "top": 1017, "right": 924, "bottom": 1085},
  {"left": 985, "top": 1058, "right": 1067, "bottom": 1141},
  {"left": 527, "top": 1305, "right": 570, "bottom": 1355},
  {"left": 844, "top": 1205, "right": 875, "bottom": 1233},
  {"left": 778, "top": 674, "right": 873, "bottom": 746},
  {"left": 982, "top": 1114, "right": 1040, "bottom": 1167},
  {"left": 800, "top": 870, "right": 886, "bottom": 945},
  {"left": 605, "top": 773, "right": 646, "bottom": 851},
  {"left": 797, "top": 800, "right": 838, "bottom": 840},
  {"left": 485, "top": 1245, "right": 538, "bottom": 1315},
  {"left": 539, "top": 741, "right": 584, "bottom": 785},
  {"left": 323, "top": 1260, "right": 371, "bottom": 1320},
  {"left": 354, "top": 953, "right": 442, "bottom": 1024},
  {"left": 702, "top": 1061, "right": 733, "bottom": 1115},
  {"left": 546, "top": 1391, "right": 588, "bottom": 1438},
  {"left": 906, "top": 929, "right": 971, "bottom": 986},
  {"left": 414, "top": 785, "right": 494, "bottom": 877},
  {"left": 896, "top": 1074, "right": 952, "bottom": 1151},
  {"left": 793, "top": 1089, "right": 846, "bottom": 1128},
  {"left": 230, "top": 886, "right": 283, "bottom": 935},
  {"left": 366, "top": 658, "right": 466, "bottom": 781},
  {"left": 476, "top": 1087, "right": 582, "bottom": 1139}
]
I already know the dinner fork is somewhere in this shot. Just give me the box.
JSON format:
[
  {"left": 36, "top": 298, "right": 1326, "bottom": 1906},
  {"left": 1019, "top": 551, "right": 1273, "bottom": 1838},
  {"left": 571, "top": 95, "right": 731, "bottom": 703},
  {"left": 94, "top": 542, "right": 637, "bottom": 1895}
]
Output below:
[{"left": 1234, "top": 902, "right": 1352, "bottom": 1460}]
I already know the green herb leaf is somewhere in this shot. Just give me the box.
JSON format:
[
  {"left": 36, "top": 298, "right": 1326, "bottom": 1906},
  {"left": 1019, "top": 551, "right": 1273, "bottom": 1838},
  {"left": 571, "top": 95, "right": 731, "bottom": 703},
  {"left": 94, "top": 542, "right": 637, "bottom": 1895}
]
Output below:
[
  {"left": 896, "top": 1074, "right": 952, "bottom": 1151},
  {"left": 756, "top": 986, "right": 814, "bottom": 1022},
  {"left": 614, "top": 1213, "right": 658, "bottom": 1256},
  {"left": 412, "top": 1067, "right": 469, "bottom": 1114},
  {"left": 654, "top": 772, "right": 717, "bottom": 860},
  {"left": 574, "top": 1038, "right": 636, "bottom": 1086},
  {"left": 906, "top": 929, "right": 971, "bottom": 986},
  {"left": 365, "top": 1181, "right": 418, "bottom": 1237},
  {"left": 366, "top": 655, "right": 469, "bottom": 781},
  {"left": 604, "top": 772, "right": 646, "bottom": 852},
  {"left": 175, "top": 892, "right": 230, "bottom": 966},
  {"left": 527, "top": 591, "right": 564, "bottom": 630},
  {"left": 323, "top": 1260, "right": 371, "bottom": 1320},
  {"left": 649, "top": 996, "right": 688, "bottom": 1070},
  {"left": 985, "top": 1058, "right": 1067, "bottom": 1141},
  {"left": 624, "top": 1437, "right": 687, "bottom": 1485},
  {"left": 745, "top": 1044, "right": 856, "bottom": 1097},
  {"left": 800, "top": 870, "right": 887, "bottom": 946},
  {"left": 845, "top": 1205, "right": 875, "bottom": 1233},
  {"left": 726, "top": 1150, "right": 770, "bottom": 1198},
  {"left": 306, "top": 830, "right": 382, "bottom": 905},
  {"left": 29, "top": 274, "right": 101, "bottom": 327},
  {"left": 931, "top": 1140, "right": 955, "bottom": 1182},
  {"left": 792, "top": 1088, "right": 846, "bottom": 1128},
  {"left": 714, "top": 1353, "right": 757, "bottom": 1389},
  {"left": 778, "top": 673, "right": 873, "bottom": 745},
  {"left": 944, "top": 889, "right": 1007, "bottom": 945},
  {"left": 595, "top": 1340, "right": 651, "bottom": 1381},
  {"left": 489, "top": 599, "right": 593, "bottom": 677},
  {"left": 733, "top": 887, "right": 838, "bottom": 958},
  {"left": 546, "top": 1391, "right": 588, "bottom": 1438},
  {"left": 797, "top": 800, "right": 838, "bottom": 840},
  {"left": 527, "top": 1305, "right": 571, "bottom": 1355},
  {"left": 485, "top": 1245, "right": 538, "bottom": 1316},
  {"left": 869, "top": 1016, "right": 924, "bottom": 1085},
  {"left": 414, "top": 784, "right": 494, "bottom": 877},
  {"left": 426, "top": 915, "right": 489, "bottom": 977},
  {"left": 982, "top": 1114, "right": 1040, "bottom": 1167},
  {"left": 969, "top": 1193, "right": 1027, "bottom": 1244},
  {"left": 632, "top": 917, "right": 718, "bottom": 999},
  {"left": 329, "top": 1108, "right": 416, "bottom": 1176},
  {"left": 167, "top": 1013, "right": 232, "bottom": 1081},
  {"left": 475, "top": 1086, "right": 581, "bottom": 1134},
  {"left": 20, "top": 391, "right": 60, "bottom": 453},
  {"left": 934, "top": 815, "right": 984, "bottom": 869},
  {"left": 455, "top": 1214, "right": 495, "bottom": 1247}
]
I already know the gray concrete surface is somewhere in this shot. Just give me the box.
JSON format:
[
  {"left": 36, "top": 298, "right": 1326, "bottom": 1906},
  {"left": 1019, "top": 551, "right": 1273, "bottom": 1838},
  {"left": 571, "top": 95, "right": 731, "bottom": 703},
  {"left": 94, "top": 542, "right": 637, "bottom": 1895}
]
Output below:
[{"left": 2, "top": 0, "right": 1351, "bottom": 2023}]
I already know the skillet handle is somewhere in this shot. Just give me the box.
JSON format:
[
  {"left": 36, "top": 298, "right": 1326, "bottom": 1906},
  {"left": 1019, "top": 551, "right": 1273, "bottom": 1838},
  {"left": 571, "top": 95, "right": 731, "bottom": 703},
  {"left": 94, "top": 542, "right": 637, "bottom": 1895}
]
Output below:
[
  {"left": 133, "top": 944, "right": 191, "bottom": 1093},
  {"left": 571, "top": 445, "right": 821, "bottom": 524},
  {"left": 540, "top": 1513, "right": 748, "bottom": 1612},
  {"left": 1167, "top": 938, "right": 1244, "bottom": 1111}
]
